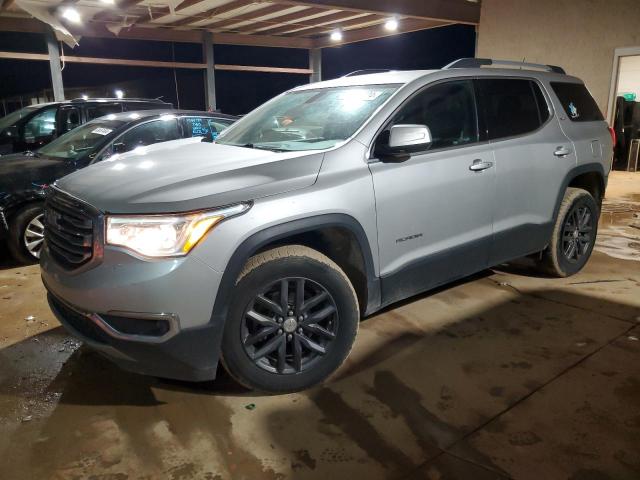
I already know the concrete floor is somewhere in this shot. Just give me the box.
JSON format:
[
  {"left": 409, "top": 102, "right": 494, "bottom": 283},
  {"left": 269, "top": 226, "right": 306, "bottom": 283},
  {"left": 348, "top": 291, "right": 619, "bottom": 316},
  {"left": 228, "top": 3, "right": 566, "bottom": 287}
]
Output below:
[{"left": 0, "top": 172, "right": 638, "bottom": 480}]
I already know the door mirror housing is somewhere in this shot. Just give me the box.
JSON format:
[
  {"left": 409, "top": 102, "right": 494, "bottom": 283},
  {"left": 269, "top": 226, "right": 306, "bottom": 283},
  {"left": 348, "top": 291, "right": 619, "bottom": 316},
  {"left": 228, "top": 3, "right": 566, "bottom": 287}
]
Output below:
[
  {"left": 377, "top": 124, "right": 432, "bottom": 163},
  {"left": 388, "top": 124, "right": 432, "bottom": 149},
  {"left": 112, "top": 142, "right": 127, "bottom": 154},
  {"left": 3, "top": 125, "right": 18, "bottom": 138}
]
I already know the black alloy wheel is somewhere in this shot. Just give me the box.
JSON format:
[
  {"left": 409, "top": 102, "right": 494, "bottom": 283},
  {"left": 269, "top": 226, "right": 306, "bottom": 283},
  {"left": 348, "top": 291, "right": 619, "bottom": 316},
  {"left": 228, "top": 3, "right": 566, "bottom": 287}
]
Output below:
[
  {"left": 561, "top": 203, "right": 593, "bottom": 264},
  {"left": 241, "top": 277, "right": 339, "bottom": 374}
]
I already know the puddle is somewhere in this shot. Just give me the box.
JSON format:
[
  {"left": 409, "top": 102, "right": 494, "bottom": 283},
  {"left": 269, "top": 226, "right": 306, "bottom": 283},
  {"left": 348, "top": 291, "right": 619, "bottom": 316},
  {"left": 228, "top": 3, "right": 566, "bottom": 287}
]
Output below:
[{"left": 596, "top": 200, "right": 640, "bottom": 261}]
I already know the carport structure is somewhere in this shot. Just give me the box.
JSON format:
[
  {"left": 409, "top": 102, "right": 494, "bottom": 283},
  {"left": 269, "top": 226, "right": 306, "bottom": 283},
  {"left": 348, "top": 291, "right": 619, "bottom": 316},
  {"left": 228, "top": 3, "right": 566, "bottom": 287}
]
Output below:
[{"left": 0, "top": 0, "right": 480, "bottom": 109}]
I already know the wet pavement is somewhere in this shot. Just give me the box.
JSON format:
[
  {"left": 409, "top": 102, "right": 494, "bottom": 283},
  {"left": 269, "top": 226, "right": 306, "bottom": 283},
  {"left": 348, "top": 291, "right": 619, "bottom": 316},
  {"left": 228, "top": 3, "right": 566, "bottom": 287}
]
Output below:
[{"left": 0, "top": 172, "right": 639, "bottom": 480}]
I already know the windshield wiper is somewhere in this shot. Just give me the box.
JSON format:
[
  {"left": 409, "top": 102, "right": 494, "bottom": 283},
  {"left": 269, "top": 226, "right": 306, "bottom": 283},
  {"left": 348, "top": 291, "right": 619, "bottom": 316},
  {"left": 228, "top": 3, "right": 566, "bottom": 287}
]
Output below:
[{"left": 234, "top": 143, "right": 286, "bottom": 152}]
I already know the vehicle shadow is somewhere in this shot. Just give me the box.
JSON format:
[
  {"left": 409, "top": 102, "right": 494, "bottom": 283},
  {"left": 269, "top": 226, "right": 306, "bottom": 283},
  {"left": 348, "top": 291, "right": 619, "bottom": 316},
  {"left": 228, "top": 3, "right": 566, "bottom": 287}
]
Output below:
[
  {"left": 0, "top": 241, "right": 22, "bottom": 270},
  {"left": 1, "top": 288, "right": 638, "bottom": 479}
]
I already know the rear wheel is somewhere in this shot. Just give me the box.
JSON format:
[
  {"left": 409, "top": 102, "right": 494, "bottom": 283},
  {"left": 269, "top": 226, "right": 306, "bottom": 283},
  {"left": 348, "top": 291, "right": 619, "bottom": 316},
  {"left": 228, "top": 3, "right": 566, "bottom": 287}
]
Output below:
[
  {"left": 221, "top": 245, "right": 359, "bottom": 393},
  {"left": 7, "top": 203, "right": 45, "bottom": 264},
  {"left": 538, "top": 188, "right": 598, "bottom": 277}
]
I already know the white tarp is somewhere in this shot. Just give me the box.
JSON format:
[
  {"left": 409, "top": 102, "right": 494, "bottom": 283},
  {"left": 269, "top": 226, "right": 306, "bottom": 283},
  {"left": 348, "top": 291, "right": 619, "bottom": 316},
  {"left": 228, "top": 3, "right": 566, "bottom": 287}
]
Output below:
[{"left": 16, "top": 0, "right": 78, "bottom": 47}]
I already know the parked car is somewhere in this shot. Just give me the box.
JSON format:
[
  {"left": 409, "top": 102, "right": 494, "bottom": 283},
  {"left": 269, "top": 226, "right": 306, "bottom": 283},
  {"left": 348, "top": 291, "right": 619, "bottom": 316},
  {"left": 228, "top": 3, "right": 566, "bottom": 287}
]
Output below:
[
  {"left": 0, "top": 109, "right": 236, "bottom": 262},
  {"left": 0, "top": 98, "right": 173, "bottom": 155},
  {"left": 41, "top": 58, "right": 613, "bottom": 393}
]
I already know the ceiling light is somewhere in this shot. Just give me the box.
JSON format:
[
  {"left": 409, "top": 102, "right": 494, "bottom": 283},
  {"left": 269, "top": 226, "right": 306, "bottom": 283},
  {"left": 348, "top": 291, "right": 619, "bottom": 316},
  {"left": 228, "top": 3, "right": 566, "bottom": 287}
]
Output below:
[
  {"left": 384, "top": 18, "right": 399, "bottom": 31},
  {"left": 330, "top": 30, "right": 343, "bottom": 42},
  {"left": 100, "top": 0, "right": 115, "bottom": 4},
  {"left": 61, "top": 7, "right": 81, "bottom": 24},
  {"left": 81, "top": 94, "right": 88, "bottom": 100},
  {"left": 115, "top": 89, "right": 124, "bottom": 99}
]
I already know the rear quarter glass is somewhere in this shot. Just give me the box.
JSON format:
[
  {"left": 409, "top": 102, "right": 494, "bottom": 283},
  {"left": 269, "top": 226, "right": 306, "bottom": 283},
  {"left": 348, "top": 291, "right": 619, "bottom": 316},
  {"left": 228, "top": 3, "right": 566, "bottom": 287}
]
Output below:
[{"left": 550, "top": 82, "right": 604, "bottom": 122}]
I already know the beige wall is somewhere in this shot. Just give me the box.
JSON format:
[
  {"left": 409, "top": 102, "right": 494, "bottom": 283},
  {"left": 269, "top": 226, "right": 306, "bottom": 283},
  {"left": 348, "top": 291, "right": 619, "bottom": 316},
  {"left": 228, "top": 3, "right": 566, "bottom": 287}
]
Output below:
[{"left": 477, "top": 0, "right": 640, "bottom": 117}]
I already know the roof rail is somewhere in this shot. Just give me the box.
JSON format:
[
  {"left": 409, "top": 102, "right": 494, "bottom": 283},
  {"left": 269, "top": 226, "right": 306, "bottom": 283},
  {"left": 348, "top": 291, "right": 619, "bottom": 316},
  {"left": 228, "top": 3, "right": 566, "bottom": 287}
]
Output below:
[
  {"left": 69, "top": 97, "right": 168, "bottom": 103},
  {"left": 343, "top": 69, "right": 391, "bottom": 77},
  {"left": 444, "top": 58, "right": 566, "bottom": 75}
]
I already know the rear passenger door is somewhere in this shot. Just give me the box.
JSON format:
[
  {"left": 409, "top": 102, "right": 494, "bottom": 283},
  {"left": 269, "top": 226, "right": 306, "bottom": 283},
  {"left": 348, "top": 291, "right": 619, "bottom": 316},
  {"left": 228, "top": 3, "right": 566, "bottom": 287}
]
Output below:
[{"left": 476, "top": 78, "right": 577, "bottom": 265}]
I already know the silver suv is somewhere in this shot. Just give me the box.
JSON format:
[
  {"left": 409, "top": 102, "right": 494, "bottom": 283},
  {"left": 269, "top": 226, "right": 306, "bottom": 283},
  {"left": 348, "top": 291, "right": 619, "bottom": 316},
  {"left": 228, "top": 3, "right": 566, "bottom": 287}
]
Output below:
[{"left": 41, "top": 58, "right": 613, "bottom": 392}]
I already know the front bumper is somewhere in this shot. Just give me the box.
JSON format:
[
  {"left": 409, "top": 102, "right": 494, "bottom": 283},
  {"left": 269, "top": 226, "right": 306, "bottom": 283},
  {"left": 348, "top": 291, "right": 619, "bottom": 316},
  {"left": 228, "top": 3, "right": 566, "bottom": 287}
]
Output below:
[{"left": 41, "top": 244, "right": 226, "bottom": 382}]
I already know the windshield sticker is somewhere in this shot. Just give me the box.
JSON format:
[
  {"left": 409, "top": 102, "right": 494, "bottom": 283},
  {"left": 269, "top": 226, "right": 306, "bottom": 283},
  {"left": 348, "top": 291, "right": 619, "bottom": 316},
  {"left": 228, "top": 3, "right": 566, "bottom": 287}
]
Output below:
[
  {"left": 91, "top": 127, "right": 113, "bottom": 136},
  {"left": 568, "top": 102, "right": 579, "bottom": 119}
]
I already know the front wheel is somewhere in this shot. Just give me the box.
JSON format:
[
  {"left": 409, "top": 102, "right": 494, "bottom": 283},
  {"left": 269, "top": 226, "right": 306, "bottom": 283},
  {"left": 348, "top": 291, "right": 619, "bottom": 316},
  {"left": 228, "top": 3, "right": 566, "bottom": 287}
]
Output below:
[
  {"left": 538, "top": 188, "right": 598, "bottom": 277},
  {"left": 221, "top": 245, "right": 359, "bottom": 393},
  {"left": 7, "top": 203, "right": 45, "bottom": 264}
]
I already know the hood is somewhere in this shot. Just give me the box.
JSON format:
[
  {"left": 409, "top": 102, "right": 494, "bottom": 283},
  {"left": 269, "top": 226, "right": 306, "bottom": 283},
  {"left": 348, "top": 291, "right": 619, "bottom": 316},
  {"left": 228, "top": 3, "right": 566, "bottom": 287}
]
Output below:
[
  {"left": 0, "top": 152, "right": 70, "bottom": 192},
  {"left": 55, "top": 138, "right": 324, "bottom": 214}
]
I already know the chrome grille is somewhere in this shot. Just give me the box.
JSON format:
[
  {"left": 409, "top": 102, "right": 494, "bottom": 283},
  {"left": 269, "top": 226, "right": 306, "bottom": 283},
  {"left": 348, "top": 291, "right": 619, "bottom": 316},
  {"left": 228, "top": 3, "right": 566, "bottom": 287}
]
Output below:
[{"left": 44, "top": 190, "right": 95, "bottom": 269}]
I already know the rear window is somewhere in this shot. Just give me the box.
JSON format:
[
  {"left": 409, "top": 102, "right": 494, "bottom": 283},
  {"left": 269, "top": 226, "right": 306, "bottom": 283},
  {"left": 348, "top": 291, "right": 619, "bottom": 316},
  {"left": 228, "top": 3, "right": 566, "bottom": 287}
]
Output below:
[
  {"left": 551, "top": 82, "right": 604, "bottom": 122},
  {"left": 478, "top": 79, "right": 545, "bottom": 140}
]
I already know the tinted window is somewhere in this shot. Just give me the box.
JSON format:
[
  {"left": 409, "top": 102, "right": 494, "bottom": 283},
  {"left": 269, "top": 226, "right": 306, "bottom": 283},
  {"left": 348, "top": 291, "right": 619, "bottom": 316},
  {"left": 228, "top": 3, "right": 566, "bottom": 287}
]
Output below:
[
  {"left": 551, "top": 82, "right": 604, "bottom": 122},
  {"left": 86, "top": 103, "right": 122, "bottom": 120},
  {"left": 532, "top": 82, "right": 550, "bottom": 124},
  {"left": 58, "top": 107, "right": 82, "bottom": 135},
  {"left": 116, "top": 119, "right": 180, "bottom": 153},
  {"left": 184, "top": 117, "right": 233, "bottom": 141},
  {"left": 479, "top": 79, "right": 542, "bottom": 140},
  {"left": 23, "top": 106, "right": 57, "bottom": 143},
  {"left": 39, "top": 119, "right": 125, "bottom": 160},
  {"left": 391, "top": 80, "right": 478, "bottom": 150}
]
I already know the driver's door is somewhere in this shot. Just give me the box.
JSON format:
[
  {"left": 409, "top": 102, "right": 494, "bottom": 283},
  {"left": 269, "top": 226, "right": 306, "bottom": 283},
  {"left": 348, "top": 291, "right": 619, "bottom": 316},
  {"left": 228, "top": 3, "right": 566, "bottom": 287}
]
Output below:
[{"left": 369, "top": 79, "right": 496, "bottom": 304}]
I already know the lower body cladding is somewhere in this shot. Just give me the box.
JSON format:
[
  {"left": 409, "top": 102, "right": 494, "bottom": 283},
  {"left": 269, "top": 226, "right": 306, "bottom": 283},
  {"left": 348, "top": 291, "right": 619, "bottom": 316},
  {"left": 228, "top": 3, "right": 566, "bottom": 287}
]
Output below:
[{"left": 40, "top": 245, "right": 225, "bottom": 382}]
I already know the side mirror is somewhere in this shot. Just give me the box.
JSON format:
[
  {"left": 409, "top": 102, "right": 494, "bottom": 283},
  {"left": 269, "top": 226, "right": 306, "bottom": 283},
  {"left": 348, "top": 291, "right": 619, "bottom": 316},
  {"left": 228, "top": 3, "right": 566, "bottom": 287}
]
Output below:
[
  {"left": 112, "top": 142, "right": 127, "bottom": 154},
  {"left": 389, "top": 124, "right": 432, "bottom": 150},
  {"left": 377, "top": 124, "right": 432, "bottom": 163},
  {"left": 3, "top": 125, "right": 18, "bottom": 138}
]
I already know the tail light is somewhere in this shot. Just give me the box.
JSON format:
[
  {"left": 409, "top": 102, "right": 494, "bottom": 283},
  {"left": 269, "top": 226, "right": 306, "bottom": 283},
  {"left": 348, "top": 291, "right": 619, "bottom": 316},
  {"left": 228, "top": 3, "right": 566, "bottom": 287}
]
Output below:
[{"left": 608, "top": 126, "right": 617, "bottom": 149}]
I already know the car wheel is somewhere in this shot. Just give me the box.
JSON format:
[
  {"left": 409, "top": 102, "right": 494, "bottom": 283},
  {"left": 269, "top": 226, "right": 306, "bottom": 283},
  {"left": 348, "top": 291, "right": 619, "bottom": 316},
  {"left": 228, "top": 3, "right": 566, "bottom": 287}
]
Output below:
[
  {"left": 539, "top": 188, "right": 598, "bottom": 277},
  {"left": 7, "top": 203, "right": 45, "bottom": 264},
  {"left": 221, "top": 245, "right": 359, "bottom": 393}
]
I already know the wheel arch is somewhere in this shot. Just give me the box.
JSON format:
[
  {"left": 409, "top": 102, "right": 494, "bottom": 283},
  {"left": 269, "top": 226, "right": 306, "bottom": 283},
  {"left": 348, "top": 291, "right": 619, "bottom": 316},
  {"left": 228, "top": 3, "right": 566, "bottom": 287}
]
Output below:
[
  {"left": 552, "top": 163, "right": 605, "bottom": 224},
  {"left": 209, "top": 214, "right": 381, "bottom": 333}
]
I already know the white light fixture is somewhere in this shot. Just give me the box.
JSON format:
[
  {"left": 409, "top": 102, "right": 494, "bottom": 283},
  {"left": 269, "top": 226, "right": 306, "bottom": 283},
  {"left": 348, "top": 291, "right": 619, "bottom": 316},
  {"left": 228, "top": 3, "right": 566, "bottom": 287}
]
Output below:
[
  {"left": 330, "top": 30, "right": 343, "bottom": 42},
  {"left": 115, "top": 89, "right": 124, "bottom": 99},
  {"left": 61, "top": 7, "right": 81, "bottom": 24},
  {"left": 384, "top": 18, "right": 399, "bottom": 31},
  {"left": 81, "top": 94, "right": 88, "bottom": 100},
  {"left": 100, "top": 0, "right": 115, "bottom": 4}
]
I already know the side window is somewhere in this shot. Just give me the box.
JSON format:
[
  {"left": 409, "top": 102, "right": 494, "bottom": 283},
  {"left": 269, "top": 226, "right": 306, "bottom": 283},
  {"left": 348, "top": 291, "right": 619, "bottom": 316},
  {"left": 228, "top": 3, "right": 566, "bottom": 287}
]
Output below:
[
  {"left": 183, "top": 117, "right": 233, "bottom": 141},
  {"left": 390, "top": 80, "right": 478, "bottom": 150},
  {"left": 532, "top": 82, "right": 551, "bottom": 125},
  {"left": 550, "top": 82, "right": 604, "bottom": 122},
  {"left": 478, "top": 79, "right": 542, "bottom": 140},
  {"left": 23, "top": 107, "right": 57, "bottom": 143},
  {"left": 86, "top": 103, "right": 122, "bottom": 121},
  {"left": 58, "top": 107, "right": 82, "bottom": 135},
  {"left": 115, "top": 119, "right": 180, "bottom": 153}
]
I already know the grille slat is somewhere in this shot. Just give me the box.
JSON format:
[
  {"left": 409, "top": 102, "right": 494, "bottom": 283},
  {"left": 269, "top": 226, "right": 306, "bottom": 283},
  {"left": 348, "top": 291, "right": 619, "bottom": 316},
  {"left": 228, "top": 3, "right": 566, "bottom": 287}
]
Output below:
[{"left": 44, "top": 190, "right": 95, "bottom": 269}]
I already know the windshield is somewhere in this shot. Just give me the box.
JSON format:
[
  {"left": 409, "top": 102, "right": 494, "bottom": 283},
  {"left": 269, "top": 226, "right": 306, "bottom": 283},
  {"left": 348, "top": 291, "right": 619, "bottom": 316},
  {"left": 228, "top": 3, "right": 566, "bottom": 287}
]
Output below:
[
  {"left": 0, "top": 105, "right": 39, "bottom": 131},
  {"left": 216, "top": 84, "right": 399, "bottom": 151},
  {"left": 38, "top": 119, "right": 126, "bottom": 160}
]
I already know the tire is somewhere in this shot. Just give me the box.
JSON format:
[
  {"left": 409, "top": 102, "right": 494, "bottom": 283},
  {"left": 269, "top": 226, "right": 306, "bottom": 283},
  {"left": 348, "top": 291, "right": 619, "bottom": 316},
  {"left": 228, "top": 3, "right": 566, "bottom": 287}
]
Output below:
[
  {"left": 221, "top": 245, "right": 359, "bottom": 393},
  {"left": 538, "top": 188, "right": 598, "bottom": 277},
  {"left": 7, "top": 203, "right": 45, "bottom": 264}
]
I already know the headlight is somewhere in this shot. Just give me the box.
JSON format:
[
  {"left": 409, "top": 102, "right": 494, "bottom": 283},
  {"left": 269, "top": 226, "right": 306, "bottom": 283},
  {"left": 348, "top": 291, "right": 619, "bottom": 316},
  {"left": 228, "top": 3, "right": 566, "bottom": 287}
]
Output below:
[{"left": 106, "top": 203, "right": 250, "bottom": 257}]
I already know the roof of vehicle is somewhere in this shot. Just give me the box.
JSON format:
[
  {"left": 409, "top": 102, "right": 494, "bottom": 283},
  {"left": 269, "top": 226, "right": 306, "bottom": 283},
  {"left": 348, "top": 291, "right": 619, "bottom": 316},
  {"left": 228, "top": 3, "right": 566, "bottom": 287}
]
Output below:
[
  {"left": 294, "top": 58, "right": 574, "bottom": 91},
  {"left": 95, "top": 109, "right": 238, "bottom": 123},
  {"left": 295, "top": 70, "right": 436, "bottom": 90}
]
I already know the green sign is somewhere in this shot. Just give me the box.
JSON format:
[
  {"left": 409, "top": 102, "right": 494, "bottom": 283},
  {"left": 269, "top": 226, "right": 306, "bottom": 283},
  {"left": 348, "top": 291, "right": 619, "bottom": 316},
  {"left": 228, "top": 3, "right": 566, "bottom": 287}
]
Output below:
[{"left": 620, "top": 92, "right": 637, "bottom": 101}]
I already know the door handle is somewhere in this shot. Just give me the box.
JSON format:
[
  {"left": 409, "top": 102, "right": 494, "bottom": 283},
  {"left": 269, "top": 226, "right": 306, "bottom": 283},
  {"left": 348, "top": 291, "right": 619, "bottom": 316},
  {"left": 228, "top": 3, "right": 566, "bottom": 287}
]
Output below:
[
  {"left": 554, "top": 146, "right": 572, "bottom": 157},
  {"left": 469, "top": 159, "right": 493, "bottom": 172}
]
